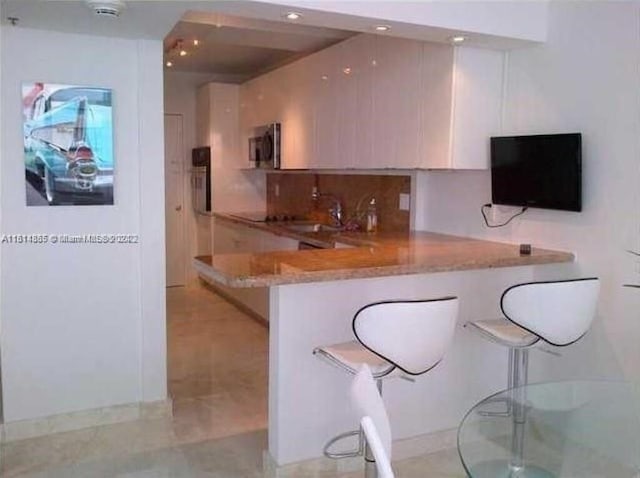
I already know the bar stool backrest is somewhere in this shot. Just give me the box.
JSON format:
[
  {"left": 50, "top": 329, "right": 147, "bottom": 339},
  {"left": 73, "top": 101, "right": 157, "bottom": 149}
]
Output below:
[
  {"left": 501, "top": 278, "right": 600, "bottom": 347},
  {"left": 352, "top": 297, "right": 459, "bottom": 376}
]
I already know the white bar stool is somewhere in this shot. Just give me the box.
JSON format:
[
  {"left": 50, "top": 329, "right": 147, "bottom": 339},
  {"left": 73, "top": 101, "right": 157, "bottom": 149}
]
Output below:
[
  {"left": 464, "top": 278, "right": 600, "bottom": 477},
  {"left": 313, "top": 297, "right": 459, "bottom": 478}
]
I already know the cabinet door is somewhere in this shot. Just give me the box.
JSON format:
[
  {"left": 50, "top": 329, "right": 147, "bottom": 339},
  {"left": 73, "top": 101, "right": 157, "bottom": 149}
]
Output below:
[
  {"left": 280, "top": 57, "right": 315, "bottom": 170},
  {"left": 450, "top": 47, "right": 504, "bottom": 170},
  {"left": 313, "top": 47, "right": 340, "bottom": 169},
  {"left": 196, "top": 85, "right": 211, "bottom": 147},
  {"left": 335, "top": 38, "right": 358, "bottom": 169},
  {"left": 352, "top": 34, "right": 376, "bottom": 169},
  {"left": 239, "top": 80, "right": 260, "bottom": 168},
  {"left": 213, "top": 220, "right": 242, "bottom": 254},
  {"left": 418, "top": 42, "right": 455, "bottom": 169},
  {"left": 295, "top": 55, "right": 316, "bottom": 170},
  {"left": 371, "top": 36, "right": 424, "bottom": 169},
  {"left": 259, "top": 231, "right": 299, "bottom": 251}
]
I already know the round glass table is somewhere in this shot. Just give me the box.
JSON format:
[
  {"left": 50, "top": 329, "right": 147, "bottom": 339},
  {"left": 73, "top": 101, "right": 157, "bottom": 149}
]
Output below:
[{"left": 457, "top": 381, "right": 640, "bottom": 478}]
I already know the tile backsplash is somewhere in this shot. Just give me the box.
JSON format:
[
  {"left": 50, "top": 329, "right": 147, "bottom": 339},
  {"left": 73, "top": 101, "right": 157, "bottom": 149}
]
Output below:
[{"left": 266, "top": 173, "right": 410, "bottom": 232}]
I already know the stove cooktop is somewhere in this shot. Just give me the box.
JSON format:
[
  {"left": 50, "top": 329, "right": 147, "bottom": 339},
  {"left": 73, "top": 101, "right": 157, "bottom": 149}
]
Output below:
[{"left": 228, "top": 212, "right": 303, "bottom": 223}]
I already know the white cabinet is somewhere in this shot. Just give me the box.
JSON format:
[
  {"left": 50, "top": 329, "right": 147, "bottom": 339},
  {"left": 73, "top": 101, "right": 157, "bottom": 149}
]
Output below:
[
  {"left": 209, "top": 218, "right": 299, "bottom": 322},
  {"left": 213, "top": 218, "right": 299, "bottom": 255},
  {"left": 448, "top": 47, "right": 505, "bottom": 170},
  {"left": 281, "top": 56, "right": 316, "bottom": 170},
  {"left": 370, "top": 36, "right": 425, "bottom": 169},
  {"left": 238, "top": 35, "right": 504, "bottom": 170},
  {"left": 352, "top": 34, "right": 376, "bottom": 169},
  {"left": 261, "top": 230, "right": 299, "bottom": 252},
  {"left": 313, "top": 47, "right": 341, "bottom": 169},
  {"left": 195, "top": 85, "right": 210, "bottom": 147},
  {"left": 418, "top": 42, "right": 456, "bottom": 169}
]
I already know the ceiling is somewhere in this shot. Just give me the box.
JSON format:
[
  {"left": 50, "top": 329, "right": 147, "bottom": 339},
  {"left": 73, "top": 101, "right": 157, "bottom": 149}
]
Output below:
[
  {"left": 0, "top": 0, "right": 542, "bottom": 69},
  {"left": 163, "top": 12, "right": 354, "bottom": 80},
  {"left": 0, "top": 0, "right": 187, "bottom": 39}
]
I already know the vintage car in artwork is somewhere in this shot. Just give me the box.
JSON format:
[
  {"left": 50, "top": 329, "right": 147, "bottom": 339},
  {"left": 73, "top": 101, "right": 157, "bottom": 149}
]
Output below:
[{"left": 23, "top": 86, "right": 113, "bottom": 205}]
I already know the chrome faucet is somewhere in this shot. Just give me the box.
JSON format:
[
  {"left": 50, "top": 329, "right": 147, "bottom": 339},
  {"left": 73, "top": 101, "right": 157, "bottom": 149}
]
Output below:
[{"left": 312, "top": 187, "right": 343, "bottom": 228}]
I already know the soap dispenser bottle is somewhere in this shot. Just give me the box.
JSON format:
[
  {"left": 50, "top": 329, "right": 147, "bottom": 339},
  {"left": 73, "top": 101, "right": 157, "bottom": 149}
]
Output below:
[{"left": 366, "top": 198, "right": 378, "bottom": 233}]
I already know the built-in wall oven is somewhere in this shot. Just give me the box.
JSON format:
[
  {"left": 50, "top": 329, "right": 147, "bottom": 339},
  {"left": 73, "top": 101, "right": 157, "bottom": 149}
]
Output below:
[
  {"left": 191, "top": 146, "right": 211, "bottom": 214},
  {"left": 248, "top": 123, "right": 281, "bottom": 169}
]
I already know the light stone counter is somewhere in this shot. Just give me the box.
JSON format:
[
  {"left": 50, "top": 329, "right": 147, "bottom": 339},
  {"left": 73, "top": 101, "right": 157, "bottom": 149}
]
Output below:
[{"left": 195, "top": 229, "right": 574, "bottom": 288}]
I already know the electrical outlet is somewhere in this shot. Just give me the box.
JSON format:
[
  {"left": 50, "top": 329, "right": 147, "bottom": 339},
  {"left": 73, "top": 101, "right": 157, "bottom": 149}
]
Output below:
[{"left": 399, "top": 193, "right": 410, "bottom": 211}]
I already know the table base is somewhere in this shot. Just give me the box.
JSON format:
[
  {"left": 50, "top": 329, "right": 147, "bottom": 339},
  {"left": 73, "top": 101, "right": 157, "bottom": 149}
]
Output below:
[{"left": 468, "top": 460, "right": 556, "bottom": 478}]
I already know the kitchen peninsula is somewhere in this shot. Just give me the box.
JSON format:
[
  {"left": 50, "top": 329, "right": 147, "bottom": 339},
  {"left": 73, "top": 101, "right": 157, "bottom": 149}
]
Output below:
[{"left": 195, "top": 217, "right": 575, "bottom": 469}]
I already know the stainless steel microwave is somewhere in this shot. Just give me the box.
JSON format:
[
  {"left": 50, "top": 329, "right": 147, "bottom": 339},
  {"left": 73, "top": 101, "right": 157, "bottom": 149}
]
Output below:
[{"left": 248, "top": 123, "right": 281, "bottom": 169}]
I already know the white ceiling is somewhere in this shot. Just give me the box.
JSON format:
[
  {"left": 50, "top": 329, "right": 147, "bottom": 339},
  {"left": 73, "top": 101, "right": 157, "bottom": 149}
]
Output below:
[
  {"left": 164, "top": 13, "right": 354, "bottom": 79},
  {"left": 0, "top": 0, "right": 543, "bottom": 49},
  {"left": 0, "top": 0, "right": 187, "bottom": 39}
]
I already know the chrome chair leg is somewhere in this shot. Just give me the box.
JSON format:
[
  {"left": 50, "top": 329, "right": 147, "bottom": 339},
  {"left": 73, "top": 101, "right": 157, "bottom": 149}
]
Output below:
[
  {"left": 509, "top": 348, "right": 529, "bottom": 474},
  {"left": 365, "top": 444, "right": 377, "bottom": 478},
  {"left": 478, "top": 348, "right": 516, "bottom": 417},
  {"left": 322, "top": 379, "right": 384, "bottom": 478},
  {"left": 323, "top": 429, "right": 364, "bottom": 459}
]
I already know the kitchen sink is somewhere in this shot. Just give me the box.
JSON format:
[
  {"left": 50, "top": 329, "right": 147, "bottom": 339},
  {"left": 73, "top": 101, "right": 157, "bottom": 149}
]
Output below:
[{"left": 283, "top": 223, "right": 341, "bottom": 233}]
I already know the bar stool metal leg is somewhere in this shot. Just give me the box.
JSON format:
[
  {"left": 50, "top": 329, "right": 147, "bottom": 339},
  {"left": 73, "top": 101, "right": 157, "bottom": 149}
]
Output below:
[
  {"left": 478, "top": 348, "right": 516, "bottom": 418},
  {"left": 509, "top": 348, "right": 529, "bottom": 475}
]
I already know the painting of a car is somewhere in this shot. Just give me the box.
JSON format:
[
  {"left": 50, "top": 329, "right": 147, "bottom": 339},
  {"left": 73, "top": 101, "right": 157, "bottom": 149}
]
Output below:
[{"left": 23, "top": 83, "right": 114, "bottom": 206}]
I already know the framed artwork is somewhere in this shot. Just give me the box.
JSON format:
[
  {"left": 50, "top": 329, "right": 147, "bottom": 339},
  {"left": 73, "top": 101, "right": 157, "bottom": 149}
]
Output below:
[{"left": 22, "top": 82, "right": 114, "bottom": 206}]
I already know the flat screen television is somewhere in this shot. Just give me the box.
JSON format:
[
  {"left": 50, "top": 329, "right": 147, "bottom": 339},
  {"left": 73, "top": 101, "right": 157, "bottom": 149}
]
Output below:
[{"left": 490, "top": 133, "right": 582, "bottom": 212}]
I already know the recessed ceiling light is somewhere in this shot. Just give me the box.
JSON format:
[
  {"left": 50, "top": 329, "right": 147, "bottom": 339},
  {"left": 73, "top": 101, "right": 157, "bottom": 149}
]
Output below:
[
  {"left": 343, "top": 67, "right": 352, "bottom": 75},
  {"left": 374, "top": 25, "right": 391, "bottom": 32},
  {"left": 193, "top": 39, "right": 199, "bottom": 46},
  {"left": 450, "top": 35, "right": 466, "bottom": 44},
  {"left": 321, "top": 75, "right": 329, "bottom": 81},
  {"left": 179, "top": 50, "right": 187, "bottom": 57},
  {"left": 284, "top": 11, "right": 302, "bottom": 20},
  {"left": 166, "top": 61, "right": 173, "bottom": 67}
]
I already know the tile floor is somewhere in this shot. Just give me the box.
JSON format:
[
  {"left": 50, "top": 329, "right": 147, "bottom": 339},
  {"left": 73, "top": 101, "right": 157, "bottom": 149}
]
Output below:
[{"left": 0, "top": 284, "right": 466, "bottom": 477}]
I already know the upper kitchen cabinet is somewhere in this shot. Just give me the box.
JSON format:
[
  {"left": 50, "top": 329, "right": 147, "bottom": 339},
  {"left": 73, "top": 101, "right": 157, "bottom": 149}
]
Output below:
[
  {"left": 307, "top": 34, "right": 368, "bottom": 169},
  {"left": 238, "top": 34, "right": 505, "bottom": 170},
  {"left": 282, "top": 55, "right": 316, "bottom": 170},
  {"left": 196, "top": 85, "right": 211, "bottom": 148},
  {"left": 314, "top": 40, "right": 352, "bottom": 169},
  {"left": 370, "top": 36, "right": 425, "bottom": 169},
  {"left": 444, "top": 47, "right": 505, "bottom": 170}
]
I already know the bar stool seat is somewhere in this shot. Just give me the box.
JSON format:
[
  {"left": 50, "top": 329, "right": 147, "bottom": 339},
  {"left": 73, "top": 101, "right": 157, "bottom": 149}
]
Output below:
[
  {"left": 466, "top": 319, "right": 539, "bottom": 348},
  {"left": 314, "top": 341, "right": 396, "bottom": 377}
]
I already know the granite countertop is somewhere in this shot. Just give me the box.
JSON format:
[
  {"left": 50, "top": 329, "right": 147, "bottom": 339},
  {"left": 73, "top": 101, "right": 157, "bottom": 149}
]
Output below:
[{"left": 195, "top": 214, "right": 574, "bottom": 287}]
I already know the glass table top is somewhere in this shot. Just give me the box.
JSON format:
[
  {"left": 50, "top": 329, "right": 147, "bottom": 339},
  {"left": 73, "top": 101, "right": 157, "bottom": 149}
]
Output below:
[{"left": 457, "top": 381, "right": 640, "bottom": 478}]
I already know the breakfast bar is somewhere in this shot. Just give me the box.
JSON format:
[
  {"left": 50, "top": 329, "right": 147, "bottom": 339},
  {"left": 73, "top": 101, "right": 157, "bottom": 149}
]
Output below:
[{"left": 194, "top": 228, "right": 575, "bottom": 469}]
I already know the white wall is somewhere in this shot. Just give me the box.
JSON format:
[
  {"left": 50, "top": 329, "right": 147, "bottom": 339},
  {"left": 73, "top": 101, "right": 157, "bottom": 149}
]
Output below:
[
  {"left": 0, "top": 27, "right": 166, "bottom": 421},
  {"left": 416, "top": 1, "right": 640, "bottom": 383}
]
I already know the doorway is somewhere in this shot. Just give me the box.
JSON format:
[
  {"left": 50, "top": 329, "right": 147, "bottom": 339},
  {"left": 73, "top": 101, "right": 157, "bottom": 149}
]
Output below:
[{"left": 164, "top": 113, "right": 186, "bottom": 287}]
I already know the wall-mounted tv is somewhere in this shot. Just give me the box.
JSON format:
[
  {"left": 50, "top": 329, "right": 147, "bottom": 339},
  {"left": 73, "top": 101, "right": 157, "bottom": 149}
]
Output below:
[{"left": 490, "top": 133, "right": 582, "bottom": 212}]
